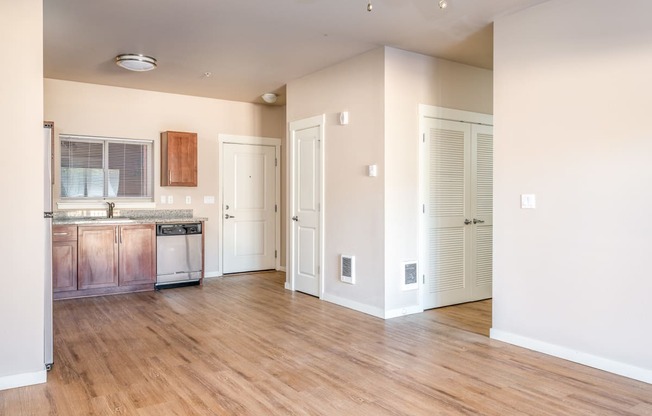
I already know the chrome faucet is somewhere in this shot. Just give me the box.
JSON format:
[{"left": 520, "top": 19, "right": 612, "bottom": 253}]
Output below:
[{"left": 107, "top": 202, "right": 115, "bottom": 218}]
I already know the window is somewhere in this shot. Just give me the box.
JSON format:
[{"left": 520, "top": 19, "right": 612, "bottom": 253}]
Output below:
[{"left": 60, "top": 135, "right": 153, "bottom": 200}]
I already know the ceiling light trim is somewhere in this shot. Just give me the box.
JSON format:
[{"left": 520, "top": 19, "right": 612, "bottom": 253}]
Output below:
[{"left": 115, "top": 54, "right": 157, "bottom": 72}]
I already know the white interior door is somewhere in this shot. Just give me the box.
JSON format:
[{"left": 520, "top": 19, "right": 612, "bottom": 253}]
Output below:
[
  {"left": 223, "top": 143, "right": 276, "bottom": 273},
  {"left": 422, "top": 116, "right": 493, "bottom": 309},
  {"left": 289, "top": 117, "right": 322, "bottom": 296}
]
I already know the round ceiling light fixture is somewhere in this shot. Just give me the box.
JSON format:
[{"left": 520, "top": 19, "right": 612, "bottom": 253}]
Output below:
[
  {"left": 261, "top": 93, "right": 278, "bottom": 104},
  {"left": 115, "top": 54, "right": 157, "bottom": 72}
]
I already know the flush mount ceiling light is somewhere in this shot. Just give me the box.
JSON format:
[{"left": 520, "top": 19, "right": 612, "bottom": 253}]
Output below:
[
  {"left": 115, "top": 54, "right": 157, "bottom": 72},
  {"left": 261, "top": 93, "right": 278, "bottom": 104},
  {"left": 438, "top": 0, "right": 448, "bottom": 9}
]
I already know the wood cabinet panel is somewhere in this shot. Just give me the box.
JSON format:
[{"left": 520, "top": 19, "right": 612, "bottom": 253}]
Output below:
[
  {"left": 52, "top": 225, "right": 78, "bottom": 293},
  {"left": 161, "top": 131, "right": 197, "bottom": 186},
  {"left": 119, "top": 224, "right": 156, "bottom": 285},
  {"left": 78, "top": 226, "right": 119, "bottom": 290}
]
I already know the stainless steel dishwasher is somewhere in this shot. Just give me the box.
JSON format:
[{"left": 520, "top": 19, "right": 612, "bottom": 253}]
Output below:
[{"left": 156, "top": 223, "right": 203, "bottom": 289}]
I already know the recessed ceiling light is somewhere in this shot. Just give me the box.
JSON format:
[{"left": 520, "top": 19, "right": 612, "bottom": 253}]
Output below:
[
  {"left": 261, "top": 93, "right": 278, "bottom": 104},
  {"left": 115, "top": 54, "right": 157, "bottom": 72},
  {"left": 438, "top": 0, "right": 448, "bottom": 9}
]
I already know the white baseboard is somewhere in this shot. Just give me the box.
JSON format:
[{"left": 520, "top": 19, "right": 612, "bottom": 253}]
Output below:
[
  {"left": 277, "top": 266, "right": 286, "bottom": 272},
  {"left": 0, "top": 369, "right": 47, "bottom": 391},
  {"left": 384, "top": 305, "right": 423, "bottom": 319},
  {"left": 203, "top": 271, "right": 222, "bottom": 279},
  {"left": 490, "top": 328, "right": 652, "bottom": 385},
  {"left": 322, "top": 293, "right": 385, "bottom": 319}
]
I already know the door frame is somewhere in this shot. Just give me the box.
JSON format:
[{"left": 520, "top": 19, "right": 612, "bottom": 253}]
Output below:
[
  {"left": 218, "top": 134, "right": 282, "bottom": 276},
  {"left": 418, "top": 105, "right": 493, "bottom": 309},
  {"left": 287, "top": 115, "right": 325, "bottom": 297}
]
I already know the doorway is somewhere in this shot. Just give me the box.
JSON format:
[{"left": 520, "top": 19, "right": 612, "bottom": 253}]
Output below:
[
  {"left": 420, "top": 106, "right": 493, "bottom": 310},
  {"left": 219, "top": 135, "right": 281, "bottom": 275},
  {"left": 287, "top": 115, "right": 324, "bottom": 297}
]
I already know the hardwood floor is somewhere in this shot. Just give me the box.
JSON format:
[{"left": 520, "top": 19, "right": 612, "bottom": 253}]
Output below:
[
  {"left": 425, "top": 299, "right": 492, "bottom": 337},
  {"left": 2, "top": 271, "right": 651, "bottom": 415}
]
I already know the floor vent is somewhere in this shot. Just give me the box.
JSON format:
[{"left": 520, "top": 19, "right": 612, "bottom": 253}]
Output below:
[
  {"left": 402, "top": 261, "right": 418, "bottom": 290},
  {"left": 341, "top": 255, "right": 355, "bottom": 284}
]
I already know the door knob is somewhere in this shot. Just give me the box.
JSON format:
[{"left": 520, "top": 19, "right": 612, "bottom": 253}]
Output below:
[
  {"left": 225, "top": 214, "right": 235, "bottom": 219},
  {"left": 473, "top": 218, "right": 485, "bottom": 224},
  {"left": 292, "top": 216, "right": 299, "bottom": 222},
  {"left": 464, "top": 219, "right": 472, "bottom": 225}
]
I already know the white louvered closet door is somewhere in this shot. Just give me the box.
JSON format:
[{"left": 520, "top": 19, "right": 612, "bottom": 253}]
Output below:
[
  {"left": 423, "top": 118, "right": 493, "bottom": 309},
  {"left": 471, "top": 124, "right": 493, "bottom": 300}
]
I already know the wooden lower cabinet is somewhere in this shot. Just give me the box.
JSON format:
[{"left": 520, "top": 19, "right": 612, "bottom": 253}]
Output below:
[
  {"left": 78, "top": 225, "right": 119, "bottom": 289},
  {"left": 55, "top": 223, "right": 156, "bottom": 300},
  {"left": 118, "top": 224, "right": 156, "bottom": 285},
  {"left": 52, "top": 225, "right": 78, "bottom": 293}
]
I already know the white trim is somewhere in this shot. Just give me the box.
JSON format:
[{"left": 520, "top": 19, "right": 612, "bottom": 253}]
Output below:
[
  {"left": 287, "top": 115, "right": 326, "bottom": 298},
  {"left": 490, "top": 329, "right": 652, "bottom": 385},
  {"left": 218, "top": 134, "right": 282, "bottom": 275},
  {"left": 419, "top": 104, "right": 493, "bottom": 126},
  {"left": 384, "top": 305, "right": 424, "bottom": 319},
  {"left": 0, "top": 370, "right": 47, "bottom": 391},
  {"left": 203, "top": 271, "right": 222, "bottom": 278},
  {"left": 322, "top": 293, "right": 385, "bottom": 319},
  {"left": 277, "top": 266, "right": 286, "bottom": 272}
]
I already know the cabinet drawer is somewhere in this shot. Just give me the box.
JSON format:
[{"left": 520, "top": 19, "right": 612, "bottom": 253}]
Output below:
[{"left": 52, "top": 225, "right": 78, "bottom": 241}]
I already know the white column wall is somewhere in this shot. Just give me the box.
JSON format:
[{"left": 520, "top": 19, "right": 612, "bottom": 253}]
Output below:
[{"left": 493, "top": 0, "right": 652, "bottom": 382}]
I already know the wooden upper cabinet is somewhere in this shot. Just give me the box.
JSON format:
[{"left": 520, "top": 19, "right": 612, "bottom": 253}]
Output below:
[
  {"left": 161, "top": 131, "right": 197, "bottom": 186},
  {"left": 119, "top": 224, "right": 156, "bottom": 286}
]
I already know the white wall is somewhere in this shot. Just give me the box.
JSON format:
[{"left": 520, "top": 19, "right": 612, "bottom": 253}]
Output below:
[
  {"left": 45, "top": 79, "right": 286, "bottom": 275},
  {"left": 0, "top": 1, "right": 47, "bottom": 390},
  {"left": 492, "top": 0, "right": 652, "bottom": 383},
  {"left": 287, "top": 47, "right": 492, "bottom": 318},
  {"left": 384, "top": 47, "right": 492, "bottom": 316},
  {"left": 287, "top": 48, "right": 387, "bottom": 316}
]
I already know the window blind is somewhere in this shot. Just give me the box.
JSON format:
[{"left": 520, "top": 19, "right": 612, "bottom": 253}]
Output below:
[{"left": 60, "top": 135, "right": 153, "bottom": 200}]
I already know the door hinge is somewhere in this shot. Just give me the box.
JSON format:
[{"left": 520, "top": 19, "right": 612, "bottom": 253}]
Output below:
[
  {"left": 275, "top": 250, "right": 278, "bottom": 259},
  {"left": 275, "top": 158, "right": 278, "bottom": 167},
  {"left": 422, "top": 133, "right": 425, "bottom": 143},
  {"left": 423, "top": 274, "right": 425, "bottom": 284},
  {"left": 422, "top": 204, "right": 425, "bottom": 214},
  {"left": 318, "top": 265, "right": 320, "bottom": 275},
  {"left": 275, "top": 204, "right": 278, "bottom": 213}
]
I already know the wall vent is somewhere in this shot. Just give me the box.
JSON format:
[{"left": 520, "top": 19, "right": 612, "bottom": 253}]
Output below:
[
  {"left": 402, "top": 261, "right": 418, "bottom": 291},
  {"left": 340, "top": 255, "right": 355, "bottom": 284}
]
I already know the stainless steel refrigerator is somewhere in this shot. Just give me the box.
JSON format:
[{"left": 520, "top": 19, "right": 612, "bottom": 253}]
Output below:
[{"left": 44, "top": 122, "right": 53, "bottom": 370}]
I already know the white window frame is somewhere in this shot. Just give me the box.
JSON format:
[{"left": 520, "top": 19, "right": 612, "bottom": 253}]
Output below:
[{"left": 57, "top": 134, "right": 155, "bottom": 209}]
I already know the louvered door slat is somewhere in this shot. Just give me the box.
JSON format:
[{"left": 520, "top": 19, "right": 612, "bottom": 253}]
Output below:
[{"left": 430, "top": 128, "right": 465, "bottom": 218}]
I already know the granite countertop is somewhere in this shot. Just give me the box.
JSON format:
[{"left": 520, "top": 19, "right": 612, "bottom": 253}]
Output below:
[
  {"left": 53, "top": 217, "right": 208, "bottom": 225},
  {"left": 52, "top": 208, "right": 207, "bottom": 225}
]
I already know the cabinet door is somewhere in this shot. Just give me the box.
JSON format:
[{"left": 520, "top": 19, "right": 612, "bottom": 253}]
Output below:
[
  {"left": 161, "top": 131, "right": 197, "bottom": 186},
  {"left": 53, "top": 240, "right": 77, "bottom": 292},
  {"left": 78, "top": 226, "right": 119, "bottom": 289},
  {"left": 119, "top": 224, "right": 156, "bottom": 285}
]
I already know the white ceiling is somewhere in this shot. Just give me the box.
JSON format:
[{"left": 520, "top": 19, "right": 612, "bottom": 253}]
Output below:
[{"left": 44, "top": 0, "right": 549, "bottom": 105}]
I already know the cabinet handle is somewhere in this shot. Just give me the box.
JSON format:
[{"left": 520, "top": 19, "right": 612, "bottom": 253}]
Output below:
[
  {"left": 168, "top": 170, "right": 172, "bottom": 184},
  {"left": 53, "top": 232, "right": 68, "bottom": 236},
  {"left": 120, "top": 228, "right": 123, "bottom": 244},
  {"left": 115, "top": 229, "right": 118, "bottom": 244}
]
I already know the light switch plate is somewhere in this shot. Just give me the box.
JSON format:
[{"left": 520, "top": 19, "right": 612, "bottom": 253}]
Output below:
[
  {"left": 185, "top": 196, "right": 191, "bottom": 204},
  {"left": 521, "top": 194, "right": 536, "bottom": 209},
  {"left": 167, "top": 195, "right": 174, "bottom": 204},
  {"left": 160, "top": 196, "right": 166, "bottom": 204},
  {"left": 204, "top": 196, "right": 216, "bottom": 204}
]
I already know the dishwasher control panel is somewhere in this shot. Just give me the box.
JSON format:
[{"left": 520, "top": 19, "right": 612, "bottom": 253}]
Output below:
[{"left": 157, "top": 223, "right": 202, "bottom": 236}]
